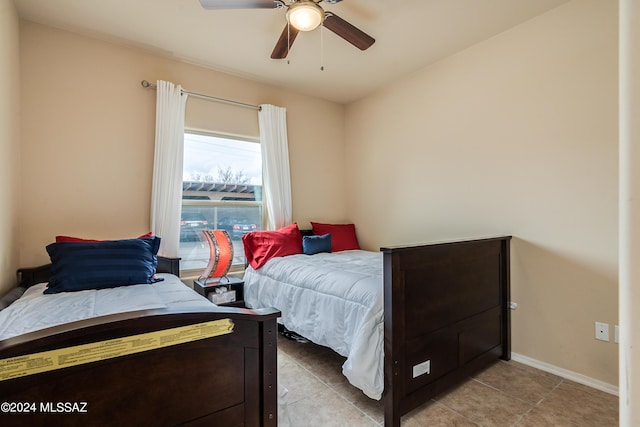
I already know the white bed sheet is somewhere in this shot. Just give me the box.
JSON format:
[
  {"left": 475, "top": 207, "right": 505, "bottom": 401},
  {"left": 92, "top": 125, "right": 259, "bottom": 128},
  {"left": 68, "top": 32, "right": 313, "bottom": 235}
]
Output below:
[
  {"left": 0, "top": 273, "right": 213, "bottom": 341},
  {"left": 243, "top": 250, "right": 384, "bottom": 400}
]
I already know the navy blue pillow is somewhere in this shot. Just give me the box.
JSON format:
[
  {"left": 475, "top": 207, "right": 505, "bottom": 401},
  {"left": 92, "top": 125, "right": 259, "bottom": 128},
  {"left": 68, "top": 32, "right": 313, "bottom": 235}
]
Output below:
[
  {"left": 44, "top": 236, "right": 162, "bottom": 294},
  {"left": 302, "top": 234, "right": 332, "bottom": 255}
]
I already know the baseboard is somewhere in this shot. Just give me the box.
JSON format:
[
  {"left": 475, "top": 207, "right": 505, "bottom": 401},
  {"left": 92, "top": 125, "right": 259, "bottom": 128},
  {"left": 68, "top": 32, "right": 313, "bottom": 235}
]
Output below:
[{"left": 511, "top": 352, "right": 619, "bottom": 396}]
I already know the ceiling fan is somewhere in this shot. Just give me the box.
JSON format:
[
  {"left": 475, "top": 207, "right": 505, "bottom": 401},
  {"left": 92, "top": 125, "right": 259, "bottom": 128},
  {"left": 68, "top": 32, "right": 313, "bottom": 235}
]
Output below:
[{"left": 198, "top": 0, "right": 375, "bottom": 59}]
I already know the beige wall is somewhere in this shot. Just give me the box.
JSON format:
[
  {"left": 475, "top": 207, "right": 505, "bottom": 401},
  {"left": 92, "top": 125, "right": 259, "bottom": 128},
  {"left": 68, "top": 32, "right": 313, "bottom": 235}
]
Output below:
[
  {"left": 18, "top": 21, "right": 346, "bottom": 267},
  {"left": 0, "top": 0, "right": 20, "bottom": 295},
  {"left": 345, "top": 0, "right": 619, "bottom": 386}
]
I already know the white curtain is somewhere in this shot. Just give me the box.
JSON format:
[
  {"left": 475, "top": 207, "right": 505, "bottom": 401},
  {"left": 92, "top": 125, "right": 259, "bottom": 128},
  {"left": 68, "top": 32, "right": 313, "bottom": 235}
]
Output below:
[
  {"left": 150, "top": 80, "right": 188, "bottom": 257},
  {"left": 259, "top": 104, "right": 292, "bottom": 230}
]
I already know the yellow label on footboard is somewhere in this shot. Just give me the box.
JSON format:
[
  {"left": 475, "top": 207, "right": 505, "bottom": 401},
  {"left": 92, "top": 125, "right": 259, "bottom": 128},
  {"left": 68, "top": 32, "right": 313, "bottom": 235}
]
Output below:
[{"left": 0, "top": 318, "right": 234, "bottom": 381}]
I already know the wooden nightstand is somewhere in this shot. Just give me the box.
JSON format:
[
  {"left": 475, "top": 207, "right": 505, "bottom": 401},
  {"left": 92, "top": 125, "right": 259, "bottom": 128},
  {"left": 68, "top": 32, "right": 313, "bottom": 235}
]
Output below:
[{"left": 193, "top": 276, "right": 244, "bottom": 308}]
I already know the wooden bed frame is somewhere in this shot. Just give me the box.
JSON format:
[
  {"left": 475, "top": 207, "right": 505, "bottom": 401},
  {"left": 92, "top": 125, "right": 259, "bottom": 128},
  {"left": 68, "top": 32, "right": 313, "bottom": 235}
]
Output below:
[
  {"left": 0, "top": 257, "right": 280, "bottom": 427},
  {"left": 382, "top": 236, "right": 511, "bottom": 427}
]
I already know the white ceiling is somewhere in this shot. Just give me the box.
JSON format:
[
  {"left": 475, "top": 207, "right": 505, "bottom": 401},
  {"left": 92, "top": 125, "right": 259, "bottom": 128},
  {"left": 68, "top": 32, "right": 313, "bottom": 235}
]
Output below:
[{"left": 14, "top": 0, "right": 569, "bottom": 104}]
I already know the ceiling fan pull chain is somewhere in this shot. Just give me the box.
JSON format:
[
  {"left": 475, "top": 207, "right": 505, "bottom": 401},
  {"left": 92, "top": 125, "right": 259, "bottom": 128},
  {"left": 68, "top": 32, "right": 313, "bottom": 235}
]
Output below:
[{"left": 320, "top": 24, "right": 324, "bottom": 71}]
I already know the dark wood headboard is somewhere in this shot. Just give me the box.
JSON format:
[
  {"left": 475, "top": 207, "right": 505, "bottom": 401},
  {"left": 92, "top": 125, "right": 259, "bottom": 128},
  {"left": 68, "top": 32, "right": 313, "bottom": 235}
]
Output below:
[{"left": 16, "top": 256, "right": 180, "bottom": 289}]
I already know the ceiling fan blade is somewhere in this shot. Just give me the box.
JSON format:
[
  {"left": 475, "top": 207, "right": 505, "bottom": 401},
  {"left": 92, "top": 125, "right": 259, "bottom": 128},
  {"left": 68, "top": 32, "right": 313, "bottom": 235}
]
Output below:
[
  {"left": 323, "top": 12, "right": 375, "bottom": 51},
  {"left": 271, "top": 24, "right": 300, "bottom": 59},
  {"left": 198, "top": 0, "right": 280, "bottom": 9}
]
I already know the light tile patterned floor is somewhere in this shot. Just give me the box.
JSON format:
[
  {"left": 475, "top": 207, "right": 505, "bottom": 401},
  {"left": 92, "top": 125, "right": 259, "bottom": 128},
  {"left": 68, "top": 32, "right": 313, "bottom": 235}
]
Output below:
[{"left": 277, "top": 335, "right": 618, "bottom": 427}]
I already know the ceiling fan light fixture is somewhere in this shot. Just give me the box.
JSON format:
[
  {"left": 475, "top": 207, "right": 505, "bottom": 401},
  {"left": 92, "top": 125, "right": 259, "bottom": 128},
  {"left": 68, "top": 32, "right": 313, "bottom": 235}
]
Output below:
[{"left": 287, "top": 1, "right": 324, "bottom": 32}]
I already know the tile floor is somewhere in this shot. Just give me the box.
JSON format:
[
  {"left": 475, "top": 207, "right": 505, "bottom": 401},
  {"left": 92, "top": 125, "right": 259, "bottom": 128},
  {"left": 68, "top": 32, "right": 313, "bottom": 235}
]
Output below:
[{"left": 277, "top": 335, "right": 619, "bottom": 427}]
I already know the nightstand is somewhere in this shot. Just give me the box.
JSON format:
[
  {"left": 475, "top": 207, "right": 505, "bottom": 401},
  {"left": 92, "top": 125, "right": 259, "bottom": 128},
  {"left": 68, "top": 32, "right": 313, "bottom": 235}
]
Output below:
[{"left": 193, "top": 276, "right": 244, "bottom": 308}]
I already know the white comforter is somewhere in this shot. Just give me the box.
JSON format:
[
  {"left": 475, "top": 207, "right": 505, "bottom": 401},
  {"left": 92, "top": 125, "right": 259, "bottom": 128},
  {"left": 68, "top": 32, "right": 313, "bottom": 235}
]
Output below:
[
  {"left": 243, "top": 250, "right": 384, "bottom": 400},
  {"left": 0, "top": 274, "right": 213, "bottom": 341}
]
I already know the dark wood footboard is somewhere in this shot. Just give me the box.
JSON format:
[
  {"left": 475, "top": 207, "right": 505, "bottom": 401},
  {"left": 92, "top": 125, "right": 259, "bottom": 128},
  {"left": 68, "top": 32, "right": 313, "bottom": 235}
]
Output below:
[
  {"left": 0, "top": 307, "right": 280, "bottom": 426},
  {"left": 382, "top": 236, "right": 511, "bottom": 427}
]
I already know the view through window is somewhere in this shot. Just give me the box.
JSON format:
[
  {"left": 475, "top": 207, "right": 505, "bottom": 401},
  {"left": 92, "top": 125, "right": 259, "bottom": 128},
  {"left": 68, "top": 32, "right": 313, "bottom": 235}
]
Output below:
[{"left": 179, "top": 132, "right": 262, "bottom": 273}]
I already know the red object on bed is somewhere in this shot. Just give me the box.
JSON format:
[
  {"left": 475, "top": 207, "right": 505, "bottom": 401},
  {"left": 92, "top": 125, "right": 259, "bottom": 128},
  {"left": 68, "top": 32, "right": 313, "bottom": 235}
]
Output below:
[
  {"left": 55, "top": 232, "right": 153, "bottom": 242},
  {"left": 310, "top": 222, "right": 361, "bottom": 252},
  {"left": 242, "top": 223, "right": 303, "bottom": 269}
]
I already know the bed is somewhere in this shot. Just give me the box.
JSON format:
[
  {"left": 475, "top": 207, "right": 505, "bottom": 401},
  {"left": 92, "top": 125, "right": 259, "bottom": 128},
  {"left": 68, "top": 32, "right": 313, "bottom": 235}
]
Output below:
[
  {"left": 0, "top": 238, "right": 280, "bottom": 427},
  {"left": 241, "top": 224, "right": 511, "bottom": 427}
]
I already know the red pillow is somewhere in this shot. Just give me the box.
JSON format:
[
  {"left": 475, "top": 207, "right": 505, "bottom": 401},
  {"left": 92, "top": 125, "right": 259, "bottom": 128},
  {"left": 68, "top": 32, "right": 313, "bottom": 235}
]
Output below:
[
  {"left": 310, "top": 222, "right": 360, "bottom": 252},
  {"left": 242, "top": 224, "right": 303, "bottom": 269},
  {"left": 56, "top": 232, "right": 153, "bottom": 242}
]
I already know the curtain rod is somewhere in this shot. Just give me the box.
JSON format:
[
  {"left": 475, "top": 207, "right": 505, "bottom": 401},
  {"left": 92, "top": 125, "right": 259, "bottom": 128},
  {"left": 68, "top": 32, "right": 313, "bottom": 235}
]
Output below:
[{"left": 140, "top": 80, "right": 261, "bottom": 111}]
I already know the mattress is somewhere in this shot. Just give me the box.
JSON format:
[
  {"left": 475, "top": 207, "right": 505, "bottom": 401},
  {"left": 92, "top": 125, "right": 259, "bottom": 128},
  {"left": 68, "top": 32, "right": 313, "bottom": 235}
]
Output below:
[
  {"left": 243, "top": 250, "right": 384, "bottom": 400},
  {"left": 0, "top": 273, "right": 213, "bottom": 341}
]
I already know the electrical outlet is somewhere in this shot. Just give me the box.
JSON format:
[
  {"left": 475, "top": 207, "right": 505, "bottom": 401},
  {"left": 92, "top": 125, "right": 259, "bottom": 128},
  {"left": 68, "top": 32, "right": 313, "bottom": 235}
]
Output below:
[
  {"left": 412, "top": 360, "right": 430, "bottom": 378},
  {"left": 595, "top": 322, "right": 609, "bottom": 342}
]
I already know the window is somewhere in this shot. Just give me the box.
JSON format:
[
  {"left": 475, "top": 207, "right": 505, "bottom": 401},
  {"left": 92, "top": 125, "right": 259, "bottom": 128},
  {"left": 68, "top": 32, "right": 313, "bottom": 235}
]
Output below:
[{"left": 179, "top": 132, "right": 262, "bottom": 275}]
